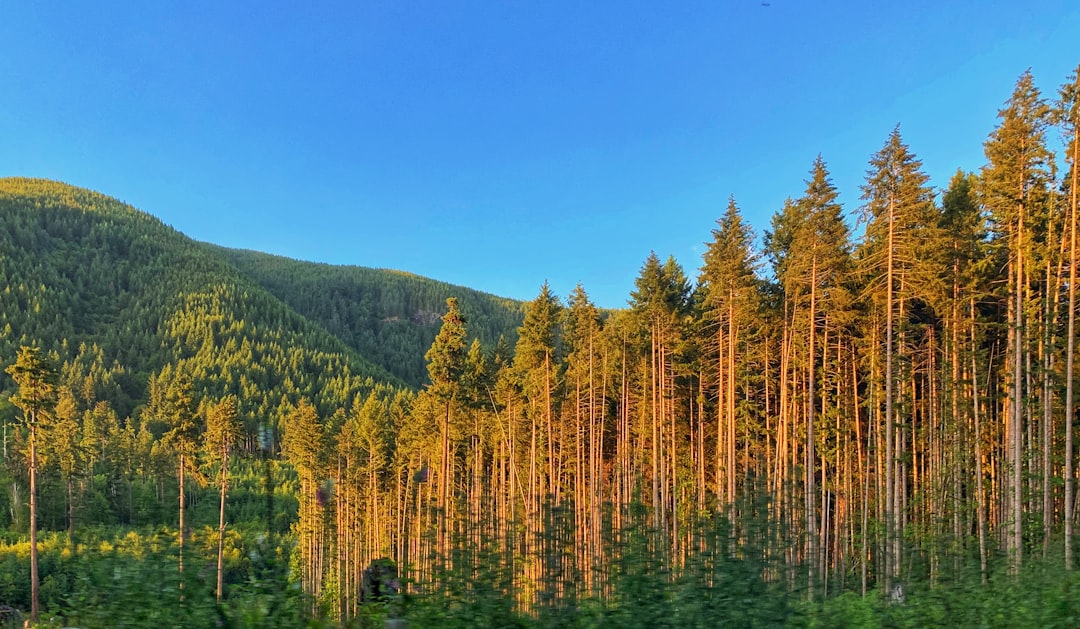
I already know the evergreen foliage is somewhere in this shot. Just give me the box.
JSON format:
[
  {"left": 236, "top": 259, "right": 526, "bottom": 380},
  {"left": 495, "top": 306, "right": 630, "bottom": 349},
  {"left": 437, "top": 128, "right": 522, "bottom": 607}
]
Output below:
[
  {"left": 4, "top": 67, "right": 1080, "bottom": 626},
  {"left": 211, "top": 245, "right": 525, "bottom": 388}
]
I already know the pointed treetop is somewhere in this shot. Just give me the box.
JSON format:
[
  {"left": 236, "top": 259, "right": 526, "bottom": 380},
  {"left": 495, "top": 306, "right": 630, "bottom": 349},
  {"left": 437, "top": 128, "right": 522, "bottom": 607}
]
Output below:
[
  {"left": 701, "top": 195, "right": 758, "bottom": 292},
  {"left": 425, "top": 297, "right": 468, "bottom": 394},
  {"left": 514, "top": 281, "right": 563, "bottom": 370},
  {"left": 630, "top": 252, "right": 690, "bottom": 318},
  {"left": 6, "top": 345, "right": 59, "bottom": 425}
]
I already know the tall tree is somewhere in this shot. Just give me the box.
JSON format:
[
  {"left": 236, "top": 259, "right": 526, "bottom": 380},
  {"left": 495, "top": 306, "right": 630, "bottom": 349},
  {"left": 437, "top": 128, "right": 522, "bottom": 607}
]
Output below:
[
  {"left": 1058, "top": 64, "right": 1080, "bottom": 569},
  {"left": 424, "top": 297, "right": 468, "bottom": 554},
  {"left": 562, "top": 283, "right": 605, "bottom": 590},
  {"left": 282, "top": 399, "right": 326, "bottom": 599},
  {"left": 5, "top": 345, "right": 58, "bottom": 622},
  {"left": 980, "top": 70, "right": 1054, "bottom": 570},
  {"left": 940, "top": 170, "right": 992, "bottom": 580},
  {"left": 514, "top": 282, "right": 563, "bottom": 508},
  {"left": 155, "top": 368, "right": 202, "bottom": 581},
  {"left": 785, "top": 156, "right": 851, "bottom": 595},
  {"left": 699, "top": 196, "right": 760, "bottom": 508},
  {"left": 858, "top": 126, "right": 937, "bottom": 587},
  {"left": 41, "top": 386, "right": 85, "bottom": 541},
  {"left": 629, "top": 253, "right": 691, "bottom": 543},
  {"left": 204, "top": 395, "right": 241, "bottom": 600}
]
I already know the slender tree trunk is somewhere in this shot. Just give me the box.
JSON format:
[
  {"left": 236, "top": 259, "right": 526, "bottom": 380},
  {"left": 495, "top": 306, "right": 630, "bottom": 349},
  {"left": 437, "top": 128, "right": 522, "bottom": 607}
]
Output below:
[
  {"left": 807, "top": 258, "right": 818, "bottom": 598},
  {"left": 29, "top": 424, "right": 40, "bottom": 622},
  {"left": 439, "top": 399, "right": 452, "bottom": 558},
  {"left": 67, "top": 476, "right": 74, "bottom": 544},
  {"left": 217, "top": 450, "right": 229, "bottom": 601},
  {"left": 179, "top": 453, "right": 186, "bottom": 583},
  {"left": 1011, "top": 199, "right": 1025, "bottom": 572},
  {"left": 1066, "top": 116, "right": 1078, "bottom": 569},
  {"left": 716, "top": 321, "right": 726, "bottom": 507},
  {"left": 885, "top": 196, "right": 898, "bottom": 590},
  {"left": 728, "top": 296, "right": 737, "bottom": 509},
  {"left": 972, "top": 300, "right": 988, "bottom": 583}
]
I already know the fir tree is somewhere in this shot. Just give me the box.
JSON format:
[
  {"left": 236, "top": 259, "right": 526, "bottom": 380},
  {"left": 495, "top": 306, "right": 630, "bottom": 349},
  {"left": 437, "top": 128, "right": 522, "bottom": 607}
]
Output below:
[{"left": 5, "top": 345, "right": 58, "bottom": 622}]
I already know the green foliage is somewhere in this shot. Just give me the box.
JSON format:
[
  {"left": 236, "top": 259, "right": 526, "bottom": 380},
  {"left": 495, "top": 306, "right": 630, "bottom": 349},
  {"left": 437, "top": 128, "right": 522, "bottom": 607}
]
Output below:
[
  {"left": 425, "top": 298, "right": 469, "bottom": 399},
  {"left": 212, "top": 245, "right": 525, "bottom": 388},
  {"left": 6, "top": 65, "right": 1080, "bottom": 629},
  {"left": 0, "top": 528, "right": 312, "bottom": 628},
  {"left": 406, "top": 526, "right": 530, "bottom": 629},
  {"left": 5, "top": 346, "right": 58, "bottom": 427},
  {"left": 0, "top": 177, "right": 404, "bottom": 425}
]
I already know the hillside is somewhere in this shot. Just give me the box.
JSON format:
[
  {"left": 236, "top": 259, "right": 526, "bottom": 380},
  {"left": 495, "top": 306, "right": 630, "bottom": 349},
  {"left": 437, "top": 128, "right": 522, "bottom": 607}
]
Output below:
[
  {"left": 1, "top": 177, "right": 514, "bottom": 423},
  {"left": 211, "top": 246, "right": 525, "bottom": 387}
]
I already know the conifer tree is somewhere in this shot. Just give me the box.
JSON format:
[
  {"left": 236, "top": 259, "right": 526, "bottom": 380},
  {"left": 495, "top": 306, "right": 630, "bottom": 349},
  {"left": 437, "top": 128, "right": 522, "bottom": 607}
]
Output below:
[
  {"left": 629, "top": 253, "right": 691, "bottom": 542},
  {"left": 940, "top": 170, "right": 992, "bottom": 579},
  {"left": 204, "top": 395, "right": 240, "bottom": 600},
  {"left": 858, "top": 127, "right": 937, "bottom": 587},
  {"left": 1057, "top": 64, "right": 1080, "bottom": 569},
  {"left": 981, "top": 70, "right": 1054, "bottom": 569},
  {"left": 283, "top": 398, "right": 326, "bottom": 598},
  {"left": 784, "top": 156, "right": 851, "bottom": 595},
  {"left": 424, "top": 297, "right": 467, "bottom": 554},
  {"left": 154, "top": 368, "right": 202, "bottom": 580},
  {"left": 562, "top": 283, "right": 605, "bottom": 589},
  {"left": 514, "top": 283, "right": 563, "bottom": 508},
  {"left": 699, "top": 196, "right": 759, "bottom": 508},
  {"left": 41, "top": 386, "right": 85, "bottom": 540},
  {"left": 5, "top": 345, "right": 58, "bottom": 622}
]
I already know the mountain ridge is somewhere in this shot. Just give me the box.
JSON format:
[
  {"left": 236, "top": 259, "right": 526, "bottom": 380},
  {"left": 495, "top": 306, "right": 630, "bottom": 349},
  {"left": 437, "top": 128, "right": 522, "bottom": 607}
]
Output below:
[{"left": 0, "top": 177, "right": 523, "bottom": 421}]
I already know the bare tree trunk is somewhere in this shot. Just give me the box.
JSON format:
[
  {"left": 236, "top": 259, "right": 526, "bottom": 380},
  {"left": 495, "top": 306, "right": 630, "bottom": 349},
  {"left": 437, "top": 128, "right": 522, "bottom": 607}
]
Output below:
[
  {"left": 179, "top": 453, "right": 186, "bottom": 585},
  {"left": 217, "top": 451, "right": 228, "bottom": 601},
  {"left": 884, "top": 198, "right": 898, "bottom": 592},
  {"left": 1066, "top": 116, "right": 1078, "bottom": 570},
  {"left": 806, "top": 258, "right": 818, "bottom": 599},
  {"left": 1011, "top": 199, "right": 1026, "bottom": 572},
  {"left": 972, "top": 299, "right": 988, "bottom": 583},
  {"left": 728, "top": 297, "right": 737, "bottom": 509},
  {"left": 29, "top": 425, "right": 40, "bottom": 622}
]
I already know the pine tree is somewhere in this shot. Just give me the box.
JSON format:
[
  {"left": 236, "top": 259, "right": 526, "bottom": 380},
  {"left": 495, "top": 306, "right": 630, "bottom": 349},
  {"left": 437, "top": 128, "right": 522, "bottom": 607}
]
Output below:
[
  {"left": 155, "top": 369, "right": 202, "bottom": 582},
  {"left": 424, "top": 297, "right": 468, "bottom": 555},
  {"left": 5, "top": 345, "right": 58, "bottom": 622},
  {"left": 629, "top": 253, "right": 691, "bottom": 545},
  {"left": 858, "top": 127, "right": 937, "bottom": 588},
  {"left": 699, "top": 196, "right": 760, "bottom": 508},
  {"left": 204, "top": 395, "right": 241, "bottom": 600},
  {"left": 783, "top": 156, "right": 851, "bottom": 596},
  {"left": 1057, "top": 64, "right": 1080, "bottom": 569},
  {"left": 940, "top": 170, "right": 992, "bottom": 580},
  {"left": 562, "top": 283, "right": 605, "bottom": 591},
  {"left": 41, "top": 386, "right": 85, "bottom": 541},
  {"left": 283, "top": 399, "right": 326, "bottom": 599},
  {"left": 980, "top": 70, "right": 1054, "bottom": 570}
]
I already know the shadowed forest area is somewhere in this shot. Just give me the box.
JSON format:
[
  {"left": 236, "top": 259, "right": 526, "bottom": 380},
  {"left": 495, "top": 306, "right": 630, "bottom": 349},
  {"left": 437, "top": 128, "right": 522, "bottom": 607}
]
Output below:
[{"left": 2, "top": 65, "right": 1080, "bottom": 626}]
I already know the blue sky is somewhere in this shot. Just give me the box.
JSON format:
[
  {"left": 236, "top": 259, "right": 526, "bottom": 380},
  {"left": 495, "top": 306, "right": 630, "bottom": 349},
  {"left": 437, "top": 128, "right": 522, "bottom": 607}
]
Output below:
[{"left": 2, "top": 1, "right": 1078, "bottom": 309}]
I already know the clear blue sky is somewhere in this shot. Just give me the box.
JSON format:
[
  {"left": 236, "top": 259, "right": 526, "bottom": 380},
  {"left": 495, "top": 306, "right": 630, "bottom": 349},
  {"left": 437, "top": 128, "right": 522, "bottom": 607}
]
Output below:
[{"left": 2, "top": 1, "right": 1078, "bottom": 309}]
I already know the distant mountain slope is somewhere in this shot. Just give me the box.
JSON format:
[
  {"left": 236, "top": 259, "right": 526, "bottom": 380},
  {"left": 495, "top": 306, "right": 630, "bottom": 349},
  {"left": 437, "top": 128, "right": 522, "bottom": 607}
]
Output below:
[
  {"left": 0, "top": 177, "right": 403, "bottom": 420},
  {"left": 210, "top": 246, "right": 525, "bottom": 388}
]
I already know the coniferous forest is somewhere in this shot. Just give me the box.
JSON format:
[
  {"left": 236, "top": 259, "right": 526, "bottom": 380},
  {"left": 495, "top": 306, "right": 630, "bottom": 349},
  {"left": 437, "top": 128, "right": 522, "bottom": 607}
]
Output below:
[{"left": 2, "top": 66, "right": 1080, "bottom": 627}]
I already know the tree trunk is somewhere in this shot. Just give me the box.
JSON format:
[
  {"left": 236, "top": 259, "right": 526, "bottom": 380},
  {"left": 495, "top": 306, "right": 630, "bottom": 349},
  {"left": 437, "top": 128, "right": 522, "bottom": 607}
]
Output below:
[
  {"left": 29, "top": 424, "right": 40, "bottom": 622},
  {"left": 1066, "top": 114, "right": 1078, "bottom": 570},
  {"left": 806, "top": 257, "right": 818, "bottom": 598},
  {"left": 179, "top": 452, "right": 186, "bottom": 585},
  {"left": 217, "top": 450, "right": 229, "bottom": 601}
]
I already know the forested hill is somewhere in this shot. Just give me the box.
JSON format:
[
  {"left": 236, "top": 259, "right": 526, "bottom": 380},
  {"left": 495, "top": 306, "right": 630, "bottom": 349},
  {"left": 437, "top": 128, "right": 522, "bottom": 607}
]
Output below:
[
  {"left": 210, "top": 246, "right": 525, "bottom": 387},
  {"left": 0, "top": 177, "right": 517, "bottom": 423}
]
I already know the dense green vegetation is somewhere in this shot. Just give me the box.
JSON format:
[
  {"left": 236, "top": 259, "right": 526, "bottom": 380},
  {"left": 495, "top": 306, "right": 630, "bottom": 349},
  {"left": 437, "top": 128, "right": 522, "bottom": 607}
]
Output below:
[
  {"left": 3, "top": 65, "right": 1080, "bottom": 627},
  {"left": 212, "top": 245, "right": 524, "bottom": 388},
  {"left": 0, "top": 177, "right": 521, "bottom": 423},
  {"left": 0, "top": 178, "right": 398, "bottom": 421}
]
